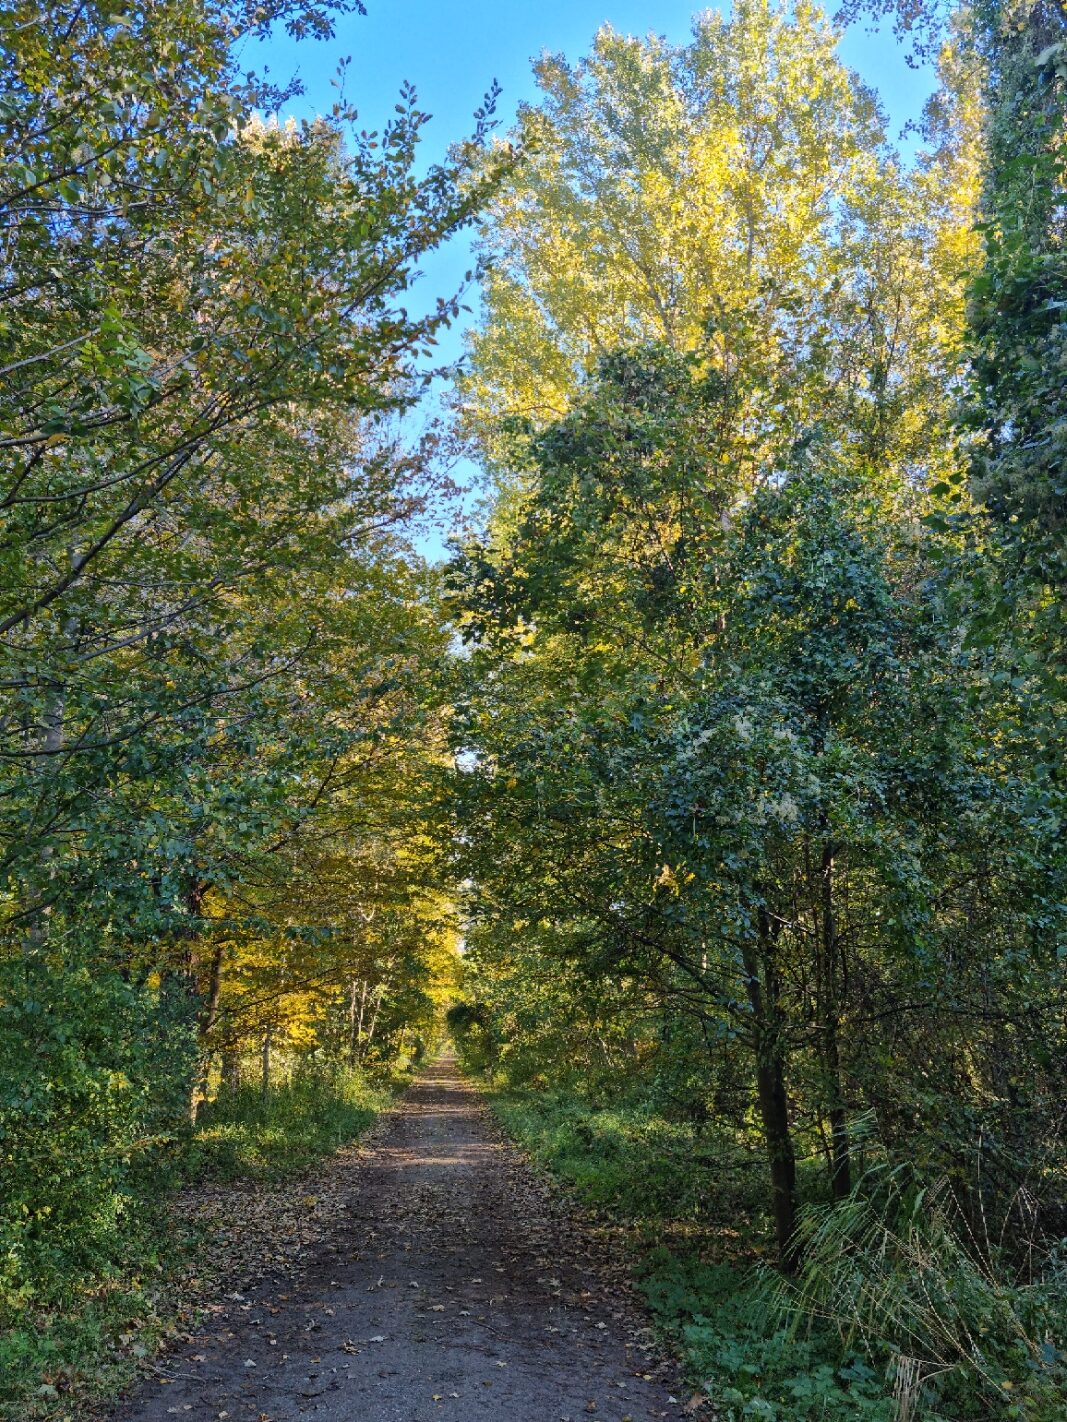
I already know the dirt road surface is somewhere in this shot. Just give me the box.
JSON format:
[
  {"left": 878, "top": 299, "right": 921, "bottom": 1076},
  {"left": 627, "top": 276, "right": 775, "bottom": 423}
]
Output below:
[{"left": 111, "top": 1056, "right": 685, "bottom": 1422}]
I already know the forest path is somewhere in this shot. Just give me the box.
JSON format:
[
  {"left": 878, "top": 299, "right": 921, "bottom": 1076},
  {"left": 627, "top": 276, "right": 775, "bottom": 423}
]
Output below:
[{"left": 112, "top": 1054, "right": 685, "bottom": 1422}]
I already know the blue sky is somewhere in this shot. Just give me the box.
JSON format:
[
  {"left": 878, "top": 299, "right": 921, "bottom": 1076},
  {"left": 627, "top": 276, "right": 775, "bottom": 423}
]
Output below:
[
  {"left": 254, "top": 1, "right": 932, "bottom": 154},
  {"left": 251, "top": 2, "right": 936, "bottom": 555}
]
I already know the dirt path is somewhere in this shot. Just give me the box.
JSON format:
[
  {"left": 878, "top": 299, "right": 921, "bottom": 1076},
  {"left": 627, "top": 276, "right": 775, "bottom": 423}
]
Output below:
[{"left": 112, "top": 1056, "right": 685, "bottom": 1422}]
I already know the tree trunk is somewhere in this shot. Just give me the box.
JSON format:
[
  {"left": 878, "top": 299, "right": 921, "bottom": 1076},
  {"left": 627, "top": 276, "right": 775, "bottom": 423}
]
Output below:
[
  {"left": 819, "top": 840, "right": 851, "bottom": 1201},
  {"left": 364, "top": 986, "right": 384, "bottom": 1054},
  {"left": 261, "top": 1024, "right": 272, "bottom": 1097},
  {"left": 742, "top": 912, "right": 801, "bottom": 1272},
  {"left": 350, "top": 978, "right": 369, "bottom": 1063},
  {"left": 220, "top": 1043, "right": 241, "bottom": 1092},
  {"left": 26, "top": 677, "right": 66, "bottom": 954},
  {"left": 754, "top": 1046, "right": 801, "bottom": 1273},
  {"left": 189, "top": 941, "right": 225, "bottom": 1125},
  {"left": 823, "top": 1021, "right": 851, "bottom": 1202}
]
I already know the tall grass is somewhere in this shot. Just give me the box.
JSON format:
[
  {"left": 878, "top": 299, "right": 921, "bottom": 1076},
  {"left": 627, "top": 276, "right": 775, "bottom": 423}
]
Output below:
[{"left": 775, "top": 1163, "right": 1067, "bottom": 1420}]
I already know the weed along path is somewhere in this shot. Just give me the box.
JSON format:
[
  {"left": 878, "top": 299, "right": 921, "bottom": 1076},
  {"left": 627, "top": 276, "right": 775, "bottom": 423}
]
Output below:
[{"left": 112, "top": 1055, "right": 685, "bottom": 1422}]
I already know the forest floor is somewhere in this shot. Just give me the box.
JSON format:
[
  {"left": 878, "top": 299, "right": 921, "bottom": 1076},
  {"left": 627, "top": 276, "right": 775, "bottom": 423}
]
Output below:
[{"left": 107, "top": 1055, "right": 687, "bottom": 1422}]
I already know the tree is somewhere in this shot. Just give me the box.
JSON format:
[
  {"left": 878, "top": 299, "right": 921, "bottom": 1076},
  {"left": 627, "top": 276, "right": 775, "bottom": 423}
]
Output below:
[
  {"left": 0, "top": 0, "right": 501, "bottom": 1317},
  {"left": 459, "top": 0, "right": 974, "bottom": 508},
  {"left": 841, "top": 1, "right": 1067, "bottom": 635},
  {"left": 450, "top": 347, "right": 1065, "bottom": 1269}
]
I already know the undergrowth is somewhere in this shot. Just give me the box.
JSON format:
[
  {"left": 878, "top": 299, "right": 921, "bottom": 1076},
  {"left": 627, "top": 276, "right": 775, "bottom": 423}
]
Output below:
[
  {"left": 641, "top": 1251, "right": 896, "bottom": 1421},
  {"left": 491, "top": 1087, "right": 775, "bottom": 1228},
  {"left": 0, "top": 1065, "right": 400, "bottom": 1422},
  {"left": 490, "top": 1084, "right": 892, "bottom": 1418},
  {"left": 185, "top": 1067, "right": 400, "bottom": 1183}
]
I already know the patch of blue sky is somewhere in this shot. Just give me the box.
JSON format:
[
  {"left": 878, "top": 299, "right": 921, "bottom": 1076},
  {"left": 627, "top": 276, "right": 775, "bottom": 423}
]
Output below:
[{"left": 249, "top": 2, "right": 936, "bottom": 559}]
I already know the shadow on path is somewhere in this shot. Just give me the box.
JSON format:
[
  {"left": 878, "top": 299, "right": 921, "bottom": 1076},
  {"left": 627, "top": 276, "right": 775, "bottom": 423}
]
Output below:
[{"left": 111, "top": 1054, "right": 683, "bottom": 1422}]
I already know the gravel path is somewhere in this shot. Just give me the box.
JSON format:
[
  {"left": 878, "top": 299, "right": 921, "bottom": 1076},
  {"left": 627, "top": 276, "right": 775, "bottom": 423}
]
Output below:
[{"left": 111, "top": 1055, "right": 685, "bottom": 1422}]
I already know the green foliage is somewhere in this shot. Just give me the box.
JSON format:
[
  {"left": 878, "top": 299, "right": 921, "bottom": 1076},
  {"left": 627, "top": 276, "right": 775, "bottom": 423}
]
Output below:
[
  {"left": 461, "top": 0, "right": 967, "bottom": 493},
  {"left": 492, "top": 1090, "right": 726, "bottom": 1220},
  {"left": 966, "top": 2, "right": 1067, "bottom": 603},
  {"left": 490, "top": 1079, "right": 1067, "bottom": 1419},
  {"left": 0, "top": 1269, "right": 171, "bottom": 1422},
  {"left": 0, "top": 959, "right": 194, "bottom": 1322},
  {"left": 642, "top": 1255, "right": 897, "bottom": 1421},
  {"left": 451, "top": 341, "right": 1066, "bottom": 1272},
  {"left": 449, "top": 8, "right": 1067, "bottom": 1418},
  {"left": 445, "top": 1002, "right": 493, "bottom": 1072},
  {"left": 780, "top": 1164, "right": 1067, "bottom": 1420},
  {"left": 187, "top": 1066, "right": 398, "bottom": 1183},
  {"left": 2, "top": 2, "right": 1066, "bottom": 1421}
]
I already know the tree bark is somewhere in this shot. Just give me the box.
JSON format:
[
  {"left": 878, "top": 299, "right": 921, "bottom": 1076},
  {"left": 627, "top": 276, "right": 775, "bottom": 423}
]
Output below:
[
  {"left": 743, "top": 912, "right": 801, "bottom": 1272},
  {"left": 350, "top": 978, "right": 369, "bottom": 1063},
  {"left": 819, "top": 840, "right": 851, "bottom": 1201},
  {"left": 754, "top": 1045, "right": 801, "bottom": 1272},
  {"left": 823, "top": 1022, "right": 851, "bottom": 1201},
  {"left": 220, "top": 1043, "right": 241, "bottom": 1092},
  {"left": 189, "top": 941, "right": 225, "bottom": 1124},
  {"left": 364, "top": 986, "right": 384, "bottom": 1054},
  {"left": 261, "top": 1024, "right": 272, "bottom": 1097}
]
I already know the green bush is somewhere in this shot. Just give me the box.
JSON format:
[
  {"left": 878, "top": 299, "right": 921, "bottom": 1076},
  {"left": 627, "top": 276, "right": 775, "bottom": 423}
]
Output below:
[
  {"left": 0, "top": 959, "right": 195, "bottom": 1420},
  {"left": 0, "top": 959, "right": 194, "bottom": 1323}
]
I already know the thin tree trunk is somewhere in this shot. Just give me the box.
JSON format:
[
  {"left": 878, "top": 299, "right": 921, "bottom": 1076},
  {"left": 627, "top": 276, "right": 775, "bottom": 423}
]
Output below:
[
  {"left": 351, "top": 978, "right": 369, "bottom": 1062},
  {"left": 743, "top": 912, "right": 801, "bottom": 1272},
  {"left": 823, "top": 1021, "right": 851, "bottom": 1201},
  {"left": 189, "top": 941, "right": 225, "bottom": 1125},
  {"left": 261, "top": 1024, "right": 272, "bottom": 1097},
  {"left": 220, "top": 1043, "right": 241, "bottom": 1092},
  {"left": 347, "top": 978, "right": 358, "bottom": 1061},
  {"left": 364, "top": 986, "right": 384, "bottom": 1053},
  {"left": 26, "top": 678, "right": 65, "bottom": 954},
  {"left": 820, "top": 840, "right": 851, "bottom": 1201},
  {"left": 754, "top": 1047, "right": 801, "bottom": 1272}
]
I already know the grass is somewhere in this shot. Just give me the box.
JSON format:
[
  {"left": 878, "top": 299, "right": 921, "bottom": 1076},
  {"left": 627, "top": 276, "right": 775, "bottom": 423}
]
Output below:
[
  {"left": 491, "top": 1087, "right": 772, "bottom": 1227},
  {"left": 186, "top": 1066, "right": 402, "bottom": 1183},
  {"left": 0, "top": 1063, "right": 402, "bottom": 1422},
  {"left": 0, "top": 1237, "right": 172, "bottom": 1422}
]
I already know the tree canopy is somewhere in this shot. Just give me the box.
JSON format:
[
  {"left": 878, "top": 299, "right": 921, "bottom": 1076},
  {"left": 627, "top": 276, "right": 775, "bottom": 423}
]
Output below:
[{"left": 2, "top": 1, "right": 1066, "bottom": 1418}]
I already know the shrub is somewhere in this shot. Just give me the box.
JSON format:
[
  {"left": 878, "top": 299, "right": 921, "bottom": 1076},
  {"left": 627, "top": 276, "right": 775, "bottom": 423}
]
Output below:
[{"left": 0, "top": 958, "right": 194, "bottom": 1323}]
